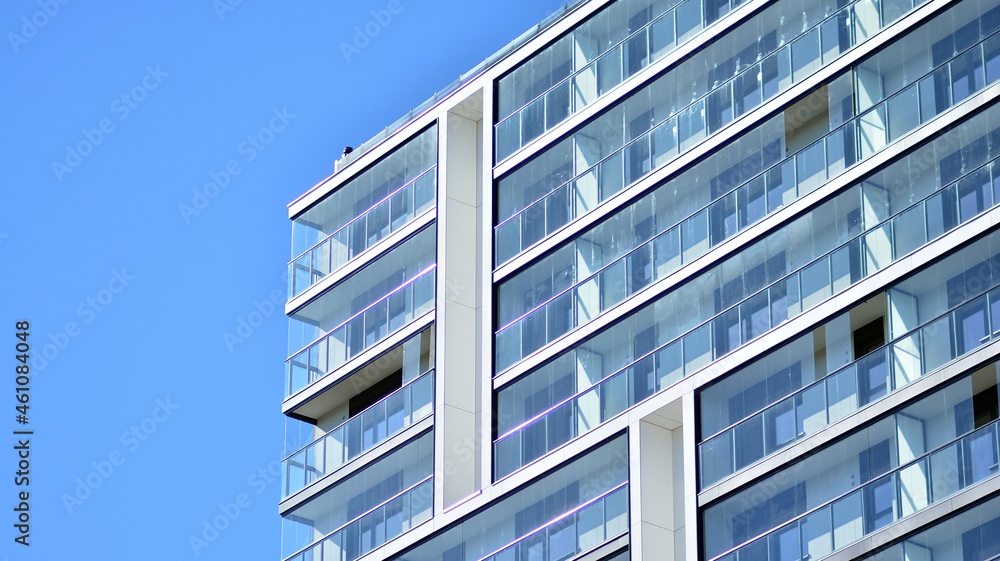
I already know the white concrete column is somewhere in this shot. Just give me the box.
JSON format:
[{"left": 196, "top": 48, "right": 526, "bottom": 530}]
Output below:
[
  {"left": 435, "top": 91, "right": 485, "bottom": 512},
  {"left": 479, "top": 79, "right": 495, "bottom": 494},
  {"left": 682, "top": 391, "right": 698, "bottom": 561},
  {"left": 632, "top": 397, "right": 685, "bottom": 561}
]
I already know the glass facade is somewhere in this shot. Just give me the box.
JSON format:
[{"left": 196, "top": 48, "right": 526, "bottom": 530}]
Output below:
[
  {"left": 494, "top": 0, "right": 930, "bottom": 266},
  {"left": 698, "top": 104, "right": 1000, "bottom": 485},
  {"left": 496, "top": 0, "right": 1000, "bottom": 372},
  {"left": 281, "top": 0, "right": 1000, "bottom": 559},
  {"left": 497, "top": 0, "right": 717, "bottom": 161},
  {"left": 495, "top": 100, "right": 1000, "bottom": 478},
  {"left": 702, "top": 361, "right": 1000, "bottom": 560}
]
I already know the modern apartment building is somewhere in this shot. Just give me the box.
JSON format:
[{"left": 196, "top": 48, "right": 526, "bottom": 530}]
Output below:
[{"left": 279, "top": 0, "right": 1000, "bottom": 558}]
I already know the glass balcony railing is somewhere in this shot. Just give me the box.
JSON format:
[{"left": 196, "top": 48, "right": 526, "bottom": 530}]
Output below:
[
  {"left": 289, "top": 168, "right": 436, "bottom": 299},
  {"left": 712, "top": 418, "right": 1000, "bottom": 561},
  {"left": 494, "top": 29, "right": 1000, "bottom": 373},
  {"left": 283, "top": 475, "right": 433, "bottom": 561},
  {"left": 494, "top": 0, "right": 924, "bottom": 266},
  {"left": 495, "top": 0, "right": 708, "bottom": 162},
  {"left": 286, "top": 266, "right": 436, "bottom": 398},
  {"left": 283, "top": 371, "right": 434, "bottom": 498},
  {"left": 494, "top": 128, "right": 1000, "bottom": 478},
  {"left": 477, "top": 483, "right": 629, "bottom": 561},
  {"left": 701, "top": 267, "right": 1000, "bottom": 486}
]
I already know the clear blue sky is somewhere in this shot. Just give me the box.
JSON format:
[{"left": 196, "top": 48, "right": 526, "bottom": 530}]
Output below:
[{"left": 0, "top": 1, "right": 567, "bottom": 558}]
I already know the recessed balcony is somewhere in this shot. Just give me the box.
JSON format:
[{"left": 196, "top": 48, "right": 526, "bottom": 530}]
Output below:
[{"left": 283, "top": 369, "right": 434, "bottom": 498}]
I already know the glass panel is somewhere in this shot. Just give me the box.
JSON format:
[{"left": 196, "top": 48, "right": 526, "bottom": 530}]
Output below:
[
  {"left": 682, "top": 209, "right": 710, "bottom": 262},
  {"left": 963, "top": 424, "right": 999, "bottom": 485},
  {"left": 921, "top": 316, "right": 954, "bottom": 373},
  {"left": 857, "top": 350, "right": 889, "bottom": 406},
  {"left": 893, "top": 204, "right": 926, "bottom": 257},
  {"left": 546, "top": 81, "right": 571, "bottom": 130},
  {"left": 827, "top": 365, "right": 859, "bottom": 423},
  {"left": 685, "top": 323, "right": 712, "bottom": 374},
  {"left": 929, "top": 441, "right": 962, "bottom": 501},
  {"left": 735, "top": 414, "right": 764, "bottom": 470},
  {"left": 887, "top": 84, "right": 919, "bottom": 141},
  {"left": 768, "top": 522, "right": 800, "bottom": 561},
  {"left": 764, "top": 397, "right": 796, "bottom": 453},
  {"left": 701, "top": 431, "right": 735, "bottom": 485},
  {"left": 897, "top": 460, "right": 929, "bottom": 517},
  {"left": 955, "top": 298, "right": 988, "bottom": 355},
  {"left": 863, "top": 473, "right": 897, "bottom": 533},
  {"left": 796, "top": 382, "right": 827, "bottom": 437},
  {"left": 832, "top": 490, "right": 863, "bottom": 549},
  {"left": 792, "top": 28, "right": 821, "bottom": 81},
  {"left": 800, "top": 258, "right": 832, "bottom": 310},
  {"left": 802, "top": 507, "right": 833, "bottom": 560},
  {"left": 521, "top": 96, "right": 545, "bottom": 145}
]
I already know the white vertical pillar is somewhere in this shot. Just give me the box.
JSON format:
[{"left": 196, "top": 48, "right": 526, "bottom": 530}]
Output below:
[
  {"left": 632, "top": 397, "right": 686, "bottom": 561},
  {"left": 479, "top": 79, "right": 495, "bottom": 495},
  {"left": 436, "top": 91, "right": 486, "bottom": 513},
  {"left": 682, "top": 391, "right": 698, "bottom": 561}
]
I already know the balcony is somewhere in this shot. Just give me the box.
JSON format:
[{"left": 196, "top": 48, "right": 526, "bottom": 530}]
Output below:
[
  {"left": 495, "top": 132, "right": 1000, "bottom": 478},
  {"left": 495, "top": 28, "right": 1000, "bottom": 373},
  {"left": 286, "top": 266, "right": 436, "bottom": 398},
  {"left": 477, "top": 483, "right": 629, "bottom": 561},
  {"left": 494, "top": 0, "right": 925, "bottom": 267},
  {"left": 712, "top": 418, "right": 1000, "bottom": 561},
  {"left": 283, "top": 370, "right": 434, "bottom": 498},
  {"left": 495, "top": 0, "right": 713, "bottom": 162},
  {"left": 701, "top": 281, "right": 1000, "bottom": 487},
  {"left": 289, "top": 168, "right": 436, "bottom": 299},
  {"left": 283, "top": 475, "right": 433, "bottom": 561}
]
